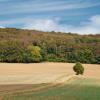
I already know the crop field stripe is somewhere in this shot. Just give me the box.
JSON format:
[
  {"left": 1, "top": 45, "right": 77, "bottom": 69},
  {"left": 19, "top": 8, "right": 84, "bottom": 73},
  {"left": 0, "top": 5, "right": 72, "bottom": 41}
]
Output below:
[
  {"left": 0, "top": 75, "right": 74, "bottom": 96},
  {"left": 3, "top": 78, "right": 100, "bottom": 100},
  {"left": 1, "top": 76, "right": 75, "bottom": 100},
  {"left": 2, "top": 77, "right": 77, "bottom": 100}
]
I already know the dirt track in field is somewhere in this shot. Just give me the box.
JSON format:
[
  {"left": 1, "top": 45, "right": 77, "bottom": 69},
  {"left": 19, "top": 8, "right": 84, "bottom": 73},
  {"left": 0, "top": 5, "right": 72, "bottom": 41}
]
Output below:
[{"left": 0, "top": 63, "right": 100, "bottom": 84}]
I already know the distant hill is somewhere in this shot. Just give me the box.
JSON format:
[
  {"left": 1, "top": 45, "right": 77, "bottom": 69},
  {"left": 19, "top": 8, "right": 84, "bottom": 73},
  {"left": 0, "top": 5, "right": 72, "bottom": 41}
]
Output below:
[{"left": 0, "top": 28, "right": 100, "bottom": 64}]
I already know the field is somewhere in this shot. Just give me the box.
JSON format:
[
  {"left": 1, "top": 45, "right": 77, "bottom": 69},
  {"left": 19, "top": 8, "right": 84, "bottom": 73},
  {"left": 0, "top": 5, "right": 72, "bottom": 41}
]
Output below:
[{"left": 0, "top": 63, "right": 100, "bottom": 100}]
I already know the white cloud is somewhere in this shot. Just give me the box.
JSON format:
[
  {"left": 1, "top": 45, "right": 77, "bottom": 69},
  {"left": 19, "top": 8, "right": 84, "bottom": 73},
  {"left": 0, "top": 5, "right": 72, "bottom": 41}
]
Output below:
[
  {"left": 0, "top": 15, "right": 100, "bottom": 34},
  {"left": 23, "top": 15, "right": 100, "bottom": 34},
  {"left": 23, "top": 18, "right": 60, "bottom": 31},
  {"left": 0, "top": 26, "right": 5, "bottom": 28}
]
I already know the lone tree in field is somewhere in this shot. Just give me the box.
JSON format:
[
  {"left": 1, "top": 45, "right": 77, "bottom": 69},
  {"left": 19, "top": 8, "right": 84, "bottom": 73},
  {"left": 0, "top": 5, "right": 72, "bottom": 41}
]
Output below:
[{"left": 73, "top": 62, "right": 84, "bottom": 75}]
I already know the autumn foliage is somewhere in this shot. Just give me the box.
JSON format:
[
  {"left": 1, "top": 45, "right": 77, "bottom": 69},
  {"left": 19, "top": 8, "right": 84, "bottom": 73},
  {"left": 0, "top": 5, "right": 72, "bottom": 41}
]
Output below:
[{"left": 0, "top": 28, "right": 100, "bottom": 63}]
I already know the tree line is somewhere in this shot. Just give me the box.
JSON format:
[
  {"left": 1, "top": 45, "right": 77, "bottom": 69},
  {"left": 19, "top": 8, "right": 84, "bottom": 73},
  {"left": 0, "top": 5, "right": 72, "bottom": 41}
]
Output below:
[{"left": 0, "top": 28, "right": 100, "bottom": 64}]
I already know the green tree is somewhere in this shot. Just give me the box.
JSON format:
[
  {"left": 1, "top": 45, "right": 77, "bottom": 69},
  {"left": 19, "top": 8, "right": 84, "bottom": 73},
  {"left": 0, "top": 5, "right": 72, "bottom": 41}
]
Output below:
[
  {"left": 77, "top": 49, "right": 95, "bottom": 63},
  {"left": 0, "top": 41, "right": 26, "bottom": 63},
  {"left": 73, "top": 62, "right": 84, "bottom": 75}
]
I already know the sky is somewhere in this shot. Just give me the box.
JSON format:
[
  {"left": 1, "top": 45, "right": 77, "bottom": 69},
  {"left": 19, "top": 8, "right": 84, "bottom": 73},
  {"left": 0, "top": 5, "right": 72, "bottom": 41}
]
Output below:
[{"left": 0, "top": 0, "right": 100, "bottom": 34}]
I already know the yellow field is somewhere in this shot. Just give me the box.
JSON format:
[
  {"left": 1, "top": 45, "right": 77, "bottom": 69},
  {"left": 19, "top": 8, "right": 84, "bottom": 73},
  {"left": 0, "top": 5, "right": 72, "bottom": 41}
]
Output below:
[{"left": 0, "top": 63, "right": 99, "bottom": 84}]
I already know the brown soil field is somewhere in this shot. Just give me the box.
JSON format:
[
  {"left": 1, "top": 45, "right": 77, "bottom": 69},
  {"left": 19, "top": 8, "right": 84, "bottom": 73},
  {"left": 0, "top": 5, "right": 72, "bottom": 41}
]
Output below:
[
  {"left": 0, "top": 62, "right": 100, "bottom": 100},
  {"left": 0, "top": 63, "right": 100, "bottom": 84}
]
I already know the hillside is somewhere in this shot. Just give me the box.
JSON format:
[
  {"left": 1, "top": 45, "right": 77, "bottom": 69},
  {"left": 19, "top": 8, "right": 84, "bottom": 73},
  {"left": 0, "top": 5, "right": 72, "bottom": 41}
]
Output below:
[{"left": 0, "top": 28, "right": 100, "bottom": 64}]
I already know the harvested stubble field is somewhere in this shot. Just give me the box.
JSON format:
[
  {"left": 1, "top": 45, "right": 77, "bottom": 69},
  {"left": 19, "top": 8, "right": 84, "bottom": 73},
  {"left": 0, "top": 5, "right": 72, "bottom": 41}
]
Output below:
[{"left": 0, "top": 63, "right": 100, "bottom": 100}]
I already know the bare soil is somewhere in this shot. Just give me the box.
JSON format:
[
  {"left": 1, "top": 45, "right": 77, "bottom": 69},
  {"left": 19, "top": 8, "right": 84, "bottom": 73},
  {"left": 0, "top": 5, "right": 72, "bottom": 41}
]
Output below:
[{"left": 0, "top": 63, "right": 99, "bottom": 84}]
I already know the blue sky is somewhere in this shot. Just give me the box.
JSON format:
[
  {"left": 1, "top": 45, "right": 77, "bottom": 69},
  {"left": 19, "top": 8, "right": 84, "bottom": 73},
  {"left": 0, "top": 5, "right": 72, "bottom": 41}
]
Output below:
[{"left": 0, "top": 0, "right": 100, "bottom": 34}]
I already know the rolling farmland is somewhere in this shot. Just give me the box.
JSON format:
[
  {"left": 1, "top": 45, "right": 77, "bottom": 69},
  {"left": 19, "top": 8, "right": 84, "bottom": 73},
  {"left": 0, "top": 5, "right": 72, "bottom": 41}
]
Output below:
[{"left": 0, "top": 63, "right": 100, "bottom": 100}]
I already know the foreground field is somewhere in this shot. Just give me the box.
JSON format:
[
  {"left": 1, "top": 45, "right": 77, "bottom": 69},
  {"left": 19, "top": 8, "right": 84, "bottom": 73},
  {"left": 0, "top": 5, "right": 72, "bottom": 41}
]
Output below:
[
  {"left": 0, "top": 63, "right": 100, "bottom": 100},
  {"left": 0, "top": 77, "right": 100, "bottom": 100}
]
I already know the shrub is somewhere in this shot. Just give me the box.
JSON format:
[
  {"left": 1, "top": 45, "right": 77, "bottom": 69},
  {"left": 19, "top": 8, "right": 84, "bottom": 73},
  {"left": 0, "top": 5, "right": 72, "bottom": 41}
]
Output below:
[{"left": 73, "top": 62, "right": 84, "bottom": 75}]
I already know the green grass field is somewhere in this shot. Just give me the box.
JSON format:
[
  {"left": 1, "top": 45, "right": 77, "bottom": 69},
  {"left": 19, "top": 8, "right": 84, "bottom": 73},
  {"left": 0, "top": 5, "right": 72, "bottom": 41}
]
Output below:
[{"left": 2, "top": 77, "right": 100, "bottom": 100}]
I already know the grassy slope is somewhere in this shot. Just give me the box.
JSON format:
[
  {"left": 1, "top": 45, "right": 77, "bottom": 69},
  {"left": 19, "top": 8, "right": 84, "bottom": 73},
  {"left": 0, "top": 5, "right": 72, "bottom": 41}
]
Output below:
[{"left": 2, "top": 77, "right": 100, "bottom": 100}]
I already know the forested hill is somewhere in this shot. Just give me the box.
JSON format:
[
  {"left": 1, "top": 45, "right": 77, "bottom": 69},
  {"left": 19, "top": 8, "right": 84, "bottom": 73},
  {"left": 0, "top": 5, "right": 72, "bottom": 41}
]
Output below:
[{"left": 0, "top": 28, "right": 100, "bottom": 64}]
